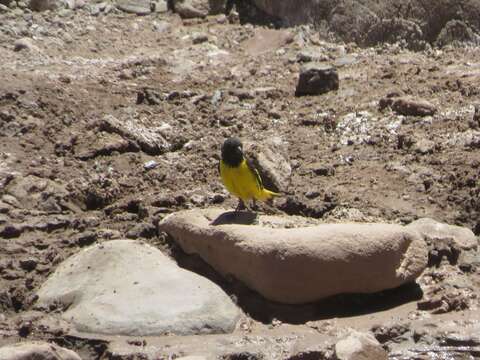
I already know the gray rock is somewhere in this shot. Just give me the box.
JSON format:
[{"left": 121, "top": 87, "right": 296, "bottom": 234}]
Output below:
[
  {"left": 380, "top": 96, "right": 436, "bottom": 117},
  {"left": 0, "top": 342, "right": 81, "bottom": 360},
  {"left": 159, "top": 208, "right": 428, "bottom": 304},
  {"left": 192, "top": 32, "right": 208, "bottom": 44},
  {"left": 100, "top": 115, "right": 170, "bottom": 155},
  {"left": 173, "top": 0, "right": 206, "bottom": 18},
  {"left": 335, "top": 331, "right": 388, "bottom": 360},
  {"left": 245, "top": 137, "right": 291, "bottom": 193},
  {"left": 36, "top": 240, "right": 240, "bottom": 336},
  {"left": 296, "top": 49, "right": 328, "bottom": 63},
  {"left": 64, "top": 0, "right": 85, "bottom": 9},
  {"left": 13, "top": 37, "right": 37, "bottom": 52},
  {"left": 407, "top": 218, "right": 478, "bottom": 251},
  {"left": 5, "top": 175, "right": 76, "bottom": 212},
  {"left": 153, "top": 20, "right": 171, "bottom": 33},
  {"left": 295, "top": 63, "right": 339, "bottom": 96},
  {"left": 414, "top": 139, "right": 435, "bottom": 155},
  {"left": 116, "top": 0, "right": 164, "bottom": 15}
]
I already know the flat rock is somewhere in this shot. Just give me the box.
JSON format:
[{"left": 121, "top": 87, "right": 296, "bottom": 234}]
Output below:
[
  {"left": 36, "top": 240, "right": 240, "bottom": 336},
  {"left": 116, "top": 0, "right": 166, "bottom": 14},
  {"left": 295, "top": 64, "right": 339, "bottom": 96},
  {"left": 158, "top": 208, "right": 428, "bottom": 304},
  {"left": 100, "top": 115, "right": 170, "bottom": 155},
  {"left": 407, "top": 218, "right": 478, "bottom": 250},
  {"left": 0, "top": 342, "right": 81, "bottom": 360},
  {"left": 380, "top": 96, "right": 436, "bottom": 116},
  {"left": 5, "top": 175, "right": 78, "bottom": 212}
]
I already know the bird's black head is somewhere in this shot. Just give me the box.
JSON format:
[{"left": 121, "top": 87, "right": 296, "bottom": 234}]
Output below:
[{"left": 221, "top": 137, "right": 244, "bottom": 167}]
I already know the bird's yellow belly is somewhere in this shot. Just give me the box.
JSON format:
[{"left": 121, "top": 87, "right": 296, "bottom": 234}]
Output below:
[{"left": 220, "top": 160, "right": 261, "bottom": 201}]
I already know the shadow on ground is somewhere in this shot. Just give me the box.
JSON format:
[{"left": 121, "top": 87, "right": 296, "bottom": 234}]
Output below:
[
  {"left": 210, "top": 211, "right": 259, "bottom": 226},
  {"left": 166, "top": 234, "right": 423, "bottom": 324}
]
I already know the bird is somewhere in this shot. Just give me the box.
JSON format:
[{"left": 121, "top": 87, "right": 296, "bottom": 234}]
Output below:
[{"left": 219, "top": 137, "right": 279, "bottom": 211}]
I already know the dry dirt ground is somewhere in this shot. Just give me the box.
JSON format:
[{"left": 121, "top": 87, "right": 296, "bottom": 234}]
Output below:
[{"left": 0, "top": 5, "right": 480, "bottom": 360}]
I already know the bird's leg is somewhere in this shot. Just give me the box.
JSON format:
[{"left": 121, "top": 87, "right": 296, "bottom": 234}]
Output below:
[
  {"left": 235, "top": 199, "right": 246, "bottom": 212},
  {"left": 250, "top": 199, "right": 259, "bottom": 212}
]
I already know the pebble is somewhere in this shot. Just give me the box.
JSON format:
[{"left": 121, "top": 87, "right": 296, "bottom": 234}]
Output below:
[
  {"left": 192, "top": 32, "right": 208, "bottom": 44},
  {"left": 144, "top": 160, "right": 159, "bottom": 170},
  {"left": 13, "top": 37, "right": 35, "bottom": 51}
]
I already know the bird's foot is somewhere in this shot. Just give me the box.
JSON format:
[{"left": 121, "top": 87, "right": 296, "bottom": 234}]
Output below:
[{"left": 235, "top": 199, "right": 246, "bottom": 212}]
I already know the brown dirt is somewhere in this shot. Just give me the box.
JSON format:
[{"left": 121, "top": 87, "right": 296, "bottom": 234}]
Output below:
[{"left": 0, "top": 6, "right": 479, "bottom": 360}]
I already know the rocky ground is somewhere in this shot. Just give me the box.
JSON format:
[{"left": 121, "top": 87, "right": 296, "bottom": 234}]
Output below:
[{"left": 0, "top": 0, "right": 480, "bottom": 359}]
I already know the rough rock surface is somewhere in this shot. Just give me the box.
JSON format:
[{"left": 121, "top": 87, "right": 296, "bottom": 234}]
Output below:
[
  {"left": 408, "top": 218, "right": 478, "bottom": 250},
  {"left": 36, "top": 240, "right": 240, "bottom": 336},
  {"left": 379, "top": 96, "right": 437, "bottom": 117},
  {"left": 295, "top": 64, "right": 339, "bottom": 96},
  {"left": 159, "top": 208, "right": 428, "bottom": 304},
  {"left": 245, "top": 136, "right": 291, "bottom": 193},
  {"left": 0, "top": 342, "right": 81, "bottom": 360},
  {"left": 335, "top": 331, "right": 387, "bottom": 360}
]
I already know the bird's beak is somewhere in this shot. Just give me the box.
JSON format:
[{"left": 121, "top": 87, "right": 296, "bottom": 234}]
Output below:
[{"left": 237, "top": 146, "right": 243, "bottom": 154}]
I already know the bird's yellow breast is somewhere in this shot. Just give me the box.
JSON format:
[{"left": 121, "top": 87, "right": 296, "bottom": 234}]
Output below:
[{"left": 220, "top": 159, "right": 263, "bottom": 201}]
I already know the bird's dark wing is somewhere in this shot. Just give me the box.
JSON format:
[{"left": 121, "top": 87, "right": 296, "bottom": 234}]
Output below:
[{"left": 245, "top": 157, "right": 264, "bottom": 190}]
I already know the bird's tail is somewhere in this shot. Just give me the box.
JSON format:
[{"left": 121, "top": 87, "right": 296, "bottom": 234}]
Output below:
[{"left": 259, "top": 188, "right": 281, "bottom": 201}]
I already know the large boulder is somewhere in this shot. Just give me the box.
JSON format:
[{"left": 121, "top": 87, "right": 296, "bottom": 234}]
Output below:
[
  {"left": 158, "top": 208, "right": 428, "bottom": 304},
  {"left": 35, "top": 240, "right": 240, "bottom": 336},
  {"left": 0, "top": 342, "right": 81, "bottom": 360}
]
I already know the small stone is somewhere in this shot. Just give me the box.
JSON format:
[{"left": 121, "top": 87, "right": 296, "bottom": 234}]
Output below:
[
  {"left": 174, "top": 0, "right": 207, "bottom": 18},
  {"left": 307, "top": 163, "right": 335, "bottom": 176},
  {"left": 126, "top": 223, "right": 157, "bottom": 239},
  {"left": 73, "top": 231, "right": 97, "bottom": 247},
  {"left": 19, "top": 259, "right": 37, "bottom": 272},
  {"left": 115, "top": 0, "right": 154, "bottom": 15},
  {"left": 380, "top": 96, "right": 436, "bottom": 117},
  {"left": 153, "top": 20, "right": 171, "bottom": 33},
  {"left": 190, "top": 194, "right": 205, "bottom": 206},
  {"left": 0, "top": 223, "right": 23, "bottom": 238},
  {"left": 296, "top": 50, "right": 328, "bottom": 63},
  {"left": 295, "top": 64, "right": 339, "bottom": 96},
  {"left": 414, "top": 139, "right": 435, "bottom": 155},
  {"left": 144, "top": 160, "right": 158, "bottom": 170},
  {"left": 335, "top": 331, "right": 388, "bottom": 360},
  {"left": 13, "top": 37, "right": 36, "bottom": 52},
  {"left": 192, "top": 32, "right": 208, "bottom": 44}
]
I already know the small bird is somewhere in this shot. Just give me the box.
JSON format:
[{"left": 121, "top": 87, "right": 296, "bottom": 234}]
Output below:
[{"left": 219, "top": 137, "right": 279, "bottom": 211}]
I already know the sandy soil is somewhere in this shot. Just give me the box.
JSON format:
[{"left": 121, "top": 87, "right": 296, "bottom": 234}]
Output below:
[{"left": 0, "top": 5, "right": 479, "bottom": 359}]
